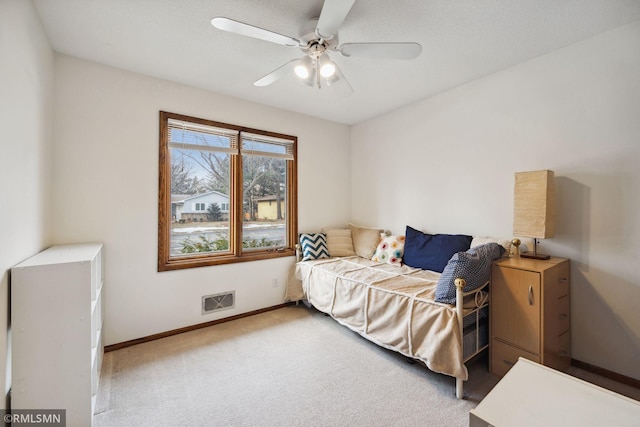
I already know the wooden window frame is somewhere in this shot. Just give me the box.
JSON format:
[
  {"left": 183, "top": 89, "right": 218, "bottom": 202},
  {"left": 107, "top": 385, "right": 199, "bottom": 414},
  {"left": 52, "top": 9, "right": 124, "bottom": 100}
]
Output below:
[{"left": 158, "top": 111, "right": 298, "bottom": 271}]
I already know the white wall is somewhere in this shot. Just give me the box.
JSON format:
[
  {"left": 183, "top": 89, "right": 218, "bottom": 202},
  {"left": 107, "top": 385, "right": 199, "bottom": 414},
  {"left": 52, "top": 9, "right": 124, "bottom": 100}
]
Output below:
[
  {"left": 0, "top": 0, "right": 54, "bottom": 409},
  {"left": 51, "top": 55, "right": 351, "bottom": 345},
  {"left": 351, "top": 21, "right": 640, "bottom": 380}
]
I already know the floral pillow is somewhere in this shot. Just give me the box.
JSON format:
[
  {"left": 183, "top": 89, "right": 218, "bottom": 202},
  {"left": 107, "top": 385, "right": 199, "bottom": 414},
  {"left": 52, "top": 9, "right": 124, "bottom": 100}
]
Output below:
[{"left": 371, "top": 235, "right": 405, "bottom": 265}]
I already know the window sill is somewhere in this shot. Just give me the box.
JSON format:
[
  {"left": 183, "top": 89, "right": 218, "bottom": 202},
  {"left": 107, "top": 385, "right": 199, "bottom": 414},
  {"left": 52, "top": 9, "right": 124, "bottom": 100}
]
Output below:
[{"left": 158, "top": 248, "right": 296, "bottom": 272}]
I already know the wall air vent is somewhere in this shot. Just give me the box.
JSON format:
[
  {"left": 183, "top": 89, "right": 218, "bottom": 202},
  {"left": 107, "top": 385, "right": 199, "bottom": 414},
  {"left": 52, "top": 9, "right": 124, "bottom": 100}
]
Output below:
[{"left": 202, "top": 291, "right": 235, "bottom": 314}]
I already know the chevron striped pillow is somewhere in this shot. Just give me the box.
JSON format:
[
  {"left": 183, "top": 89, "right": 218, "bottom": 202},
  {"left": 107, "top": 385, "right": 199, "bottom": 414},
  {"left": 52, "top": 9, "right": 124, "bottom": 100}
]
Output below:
[{"left": 299, "top": 233, "right": 330, "bottom": 261}]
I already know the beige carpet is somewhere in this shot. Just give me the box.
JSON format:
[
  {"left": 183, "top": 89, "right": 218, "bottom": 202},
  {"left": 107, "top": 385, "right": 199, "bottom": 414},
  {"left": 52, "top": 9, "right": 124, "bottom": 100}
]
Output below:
[
  {"left": 94, "top": 305, "right": 639, "bottom": 426},
  {"left": 94, "top": 305, "right": 499, "bottom": 426}
]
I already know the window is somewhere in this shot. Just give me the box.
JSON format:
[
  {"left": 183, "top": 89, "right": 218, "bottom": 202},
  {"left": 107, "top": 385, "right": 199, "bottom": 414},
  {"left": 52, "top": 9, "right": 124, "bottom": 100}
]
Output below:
[{"left": 158, "top": 111, "right": 298, "bottom": 271}]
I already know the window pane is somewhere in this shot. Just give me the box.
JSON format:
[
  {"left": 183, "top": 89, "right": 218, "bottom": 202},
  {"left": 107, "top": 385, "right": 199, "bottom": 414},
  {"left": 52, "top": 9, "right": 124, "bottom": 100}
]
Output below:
[
  {"left": 170, "top": 147, "right": 231, "bottom": 257},
  {"left": 159, "top": 111, "right": 297, "bottom": 271},
  {"left": 242, "top": 154, "right": 287, "bottom": 251}
]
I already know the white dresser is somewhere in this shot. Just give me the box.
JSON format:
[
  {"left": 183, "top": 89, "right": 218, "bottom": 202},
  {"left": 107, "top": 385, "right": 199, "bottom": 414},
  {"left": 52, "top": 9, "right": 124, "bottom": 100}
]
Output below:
[
  {"left": 470, "top": 358, "right": 640, "bottom": 426},
  {"left": 11, "top": 243, "right": 104, "bottom": 427}
]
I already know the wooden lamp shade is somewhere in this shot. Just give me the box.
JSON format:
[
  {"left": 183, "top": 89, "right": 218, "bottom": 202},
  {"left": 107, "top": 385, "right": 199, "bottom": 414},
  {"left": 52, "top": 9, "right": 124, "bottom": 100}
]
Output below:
[{"left": 513, "top": 170, "right": 555, "bottom": 259}]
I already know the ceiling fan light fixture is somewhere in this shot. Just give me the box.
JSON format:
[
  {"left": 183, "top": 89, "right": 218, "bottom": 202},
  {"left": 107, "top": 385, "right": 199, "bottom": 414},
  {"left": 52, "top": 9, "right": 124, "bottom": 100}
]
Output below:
[
  {"left": 318, "top": 54, "right": 336, "bottom": 78},
  {"left": 294, "top": 56, "right": 313, "bottom": 79},
  {"left": 325, "top": 72, "right": 340, "bottom": 85},
  {"left": 302, "top": 68, "right": 317, "bottom": 87},
  {"left": 294, "top": 64, "right": 309, "bottom": 79}
]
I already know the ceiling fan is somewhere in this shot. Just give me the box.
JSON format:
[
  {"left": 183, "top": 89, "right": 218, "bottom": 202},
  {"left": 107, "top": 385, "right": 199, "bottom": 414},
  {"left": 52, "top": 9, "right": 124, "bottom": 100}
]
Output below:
[{"left": 211, "top": 0, "right": 422, "bottom": 96}]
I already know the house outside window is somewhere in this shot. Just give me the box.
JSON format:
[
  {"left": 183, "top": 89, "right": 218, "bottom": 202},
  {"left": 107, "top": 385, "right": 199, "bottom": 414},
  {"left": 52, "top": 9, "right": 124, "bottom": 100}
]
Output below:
[{"left": 158, "top": 111, "right": 298, "bottom": 271}]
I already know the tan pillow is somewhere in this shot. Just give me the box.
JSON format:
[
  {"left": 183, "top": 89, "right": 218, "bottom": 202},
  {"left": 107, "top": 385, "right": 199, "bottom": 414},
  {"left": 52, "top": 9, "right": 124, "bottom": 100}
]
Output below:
[
  {"left": 349, "top": 223, "right": 383, "bottom": 259},
  {"left": 323, "top": 228, "right": 355, "bottom": 257}
]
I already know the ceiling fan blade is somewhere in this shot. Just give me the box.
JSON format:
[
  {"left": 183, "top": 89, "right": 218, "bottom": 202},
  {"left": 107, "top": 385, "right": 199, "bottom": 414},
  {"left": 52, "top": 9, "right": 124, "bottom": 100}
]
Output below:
[
  {"left": 254, "top": 59, "right": 299, "bottom": 87},
  {"left": 211, "top": 17, "right": 301, "bottom": 47},
  {"left": 316, "top": 0, "right": 356, "bottom": 39},
  {"left": 325, "top": 63, "right": 353, "bottom": 97},
  {"left": 339, "top": 42, "right": 422, "bottom": 60}
]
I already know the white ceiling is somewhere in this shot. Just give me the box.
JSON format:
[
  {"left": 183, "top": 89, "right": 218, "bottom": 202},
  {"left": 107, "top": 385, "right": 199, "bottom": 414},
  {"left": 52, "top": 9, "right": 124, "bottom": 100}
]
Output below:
[{"left": 33, "top": 0, "right": 640, "bottom": 125}]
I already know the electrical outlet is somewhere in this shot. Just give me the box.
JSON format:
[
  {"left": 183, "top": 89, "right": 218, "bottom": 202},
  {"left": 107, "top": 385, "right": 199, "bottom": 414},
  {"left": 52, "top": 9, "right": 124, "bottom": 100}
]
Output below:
[{"left": 272, "top": 278, "right": 278, "bottom": 288}]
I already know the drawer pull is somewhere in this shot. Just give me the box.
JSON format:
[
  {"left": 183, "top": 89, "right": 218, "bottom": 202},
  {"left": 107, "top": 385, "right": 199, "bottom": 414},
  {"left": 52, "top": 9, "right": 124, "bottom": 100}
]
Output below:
[
  {"left": 559, "top": 313, "right": 568, "bottom": 320},
  {"left": 528, "top": 285, "right": 534, "bottom": 306},
  {"left": 503, "top": 360, "right": 515, "bottom": 367},
  {"left": 559, "top": 351, "right": 569, "bottom": 357},
  {"left": 560, "top": 278, "right": 568, "bottom": 282}
]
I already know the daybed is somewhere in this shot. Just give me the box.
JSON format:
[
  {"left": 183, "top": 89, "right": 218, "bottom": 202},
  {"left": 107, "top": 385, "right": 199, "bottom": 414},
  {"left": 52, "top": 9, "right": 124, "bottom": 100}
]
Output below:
[{"left": 285, "top": 224, "right": 509, "bottom": 399}]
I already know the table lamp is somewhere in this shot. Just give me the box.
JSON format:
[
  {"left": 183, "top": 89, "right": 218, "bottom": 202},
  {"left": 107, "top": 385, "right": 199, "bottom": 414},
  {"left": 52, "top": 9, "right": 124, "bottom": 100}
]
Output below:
[{"left": 513, "top": 170, "right": 555, "bottom": 260}]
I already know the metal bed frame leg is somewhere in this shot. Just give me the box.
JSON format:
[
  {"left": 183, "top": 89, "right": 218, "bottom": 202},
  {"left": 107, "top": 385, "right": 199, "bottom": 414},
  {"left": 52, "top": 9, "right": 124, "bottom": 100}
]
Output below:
[{"left": 455, "top": 278, "right": 466, "bottom": 399}]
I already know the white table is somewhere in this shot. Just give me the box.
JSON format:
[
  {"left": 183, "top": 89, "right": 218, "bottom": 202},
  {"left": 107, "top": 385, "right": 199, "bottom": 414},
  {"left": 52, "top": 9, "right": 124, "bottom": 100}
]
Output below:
[{"left": 470, "top": 358, "right": 640, "bottom": 426}]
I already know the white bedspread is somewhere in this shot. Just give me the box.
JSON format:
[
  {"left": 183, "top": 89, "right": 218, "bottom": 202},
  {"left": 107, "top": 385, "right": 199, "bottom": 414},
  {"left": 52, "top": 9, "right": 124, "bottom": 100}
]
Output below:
[{"left": 288, "top": 256, "right": 470, "bottom": 380}]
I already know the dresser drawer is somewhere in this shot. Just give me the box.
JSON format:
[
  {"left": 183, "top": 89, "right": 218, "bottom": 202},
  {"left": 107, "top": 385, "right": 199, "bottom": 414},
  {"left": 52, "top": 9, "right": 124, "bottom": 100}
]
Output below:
[{"left": 491, "top": 339, "right": 540, "bottom": 377}]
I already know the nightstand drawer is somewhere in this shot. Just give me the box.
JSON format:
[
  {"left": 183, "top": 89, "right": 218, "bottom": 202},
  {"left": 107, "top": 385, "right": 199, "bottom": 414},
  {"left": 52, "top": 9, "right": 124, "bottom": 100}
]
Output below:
[
  {"left": 491, "top": 339, "right": 540, "bottom": 377},
  {"left": 545, "top": 292, "right": 570, "bottom": 344},
  {"left": 557, "top": 294, "right": 570, "bottom": 333},
  {"left": 557, "top": 263, "right": 570, "bottom": 297},
  {"left": 543, "top": 330, "right": 571, "bottom": 371}
]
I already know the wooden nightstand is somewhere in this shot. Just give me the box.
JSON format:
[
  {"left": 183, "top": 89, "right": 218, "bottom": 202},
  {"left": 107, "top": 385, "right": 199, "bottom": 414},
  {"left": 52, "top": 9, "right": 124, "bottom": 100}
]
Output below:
[{"left": 490, "top": 256, "right": 570, "bottom": 377}]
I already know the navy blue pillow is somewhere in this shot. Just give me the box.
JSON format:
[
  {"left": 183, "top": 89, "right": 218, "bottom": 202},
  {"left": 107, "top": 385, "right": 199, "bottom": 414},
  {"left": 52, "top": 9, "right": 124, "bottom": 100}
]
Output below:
[{"left": 403, "top": 226, "right": 472, "bottom": 273}]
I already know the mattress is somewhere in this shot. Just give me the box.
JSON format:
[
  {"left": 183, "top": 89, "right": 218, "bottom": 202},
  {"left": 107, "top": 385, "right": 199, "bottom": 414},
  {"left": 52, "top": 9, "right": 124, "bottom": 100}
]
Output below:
[{"left": 291, "top": 256, "right": 480, "bottom": 380}]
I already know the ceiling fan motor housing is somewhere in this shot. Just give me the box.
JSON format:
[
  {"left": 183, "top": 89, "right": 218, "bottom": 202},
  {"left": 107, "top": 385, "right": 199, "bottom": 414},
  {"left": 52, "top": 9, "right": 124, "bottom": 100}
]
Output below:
[
  {"left": 299, "top": 18, "right": 339, "bottom": 56},
  {"left": 307, "top": 41, "right": 327, "bottom": 58}
]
